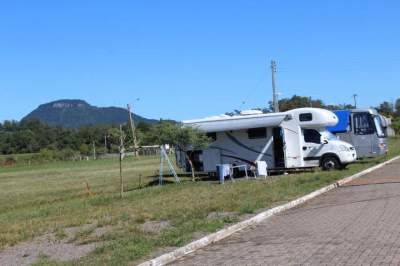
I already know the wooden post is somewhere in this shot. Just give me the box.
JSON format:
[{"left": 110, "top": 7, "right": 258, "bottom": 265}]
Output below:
[
  {"left": 119, "top": 125, "right": 124, "bottom": 198},
  {"left": 127, "top": 104, "right": 139, "bottom": 157},
  {"left": 104, "top": 133, "right": 107, "bottom": 154},
  {"left": 92, "top": 141, "right": 96, "bottom": 160}
]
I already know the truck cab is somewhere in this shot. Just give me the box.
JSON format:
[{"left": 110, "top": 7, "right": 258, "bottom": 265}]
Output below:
[
  {"left": 287, "top": 108, "right": 357, "bottom": 170},
  {"left": 301, "top": 128, "right": 357, "bottom": 170}
]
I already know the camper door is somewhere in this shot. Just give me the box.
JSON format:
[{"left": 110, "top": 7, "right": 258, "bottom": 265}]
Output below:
[{"left": 283, "top": 126, "right": 302, "bottom": 168}]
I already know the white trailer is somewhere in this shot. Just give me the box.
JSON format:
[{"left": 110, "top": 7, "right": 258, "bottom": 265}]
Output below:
[{"left": 176, "top": 108, "right": 357, "bottom": 173}]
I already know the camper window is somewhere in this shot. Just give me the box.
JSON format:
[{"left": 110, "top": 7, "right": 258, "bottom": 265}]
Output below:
[
  {"left": 207, "top": 132, "right": 217, "bottom": 141},
  {"left": 248, "top": 127, "right": 267, "bottom": 139},
  {"left": 303, "top": 129, "right": 321, "bottom": 144},
  {"left": 299, "top": 113, "right": 313, "bottom": 122},
  {"left": 353, "top": 113, "right": 375, "bottom": 135}
]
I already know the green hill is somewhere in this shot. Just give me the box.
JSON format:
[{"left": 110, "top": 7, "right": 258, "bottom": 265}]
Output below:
[{"left": 22, "top": 99, "right": 157, "bottom": 128}]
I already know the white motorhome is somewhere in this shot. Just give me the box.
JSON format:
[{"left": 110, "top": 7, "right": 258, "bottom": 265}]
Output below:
[{"left": 176, "top": 108, "right": 357, "bottom": 174}]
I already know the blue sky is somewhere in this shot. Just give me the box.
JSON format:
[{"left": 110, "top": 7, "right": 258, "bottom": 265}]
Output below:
[{"left": 0, "top": 0, "right": 399, "bottom": 122}]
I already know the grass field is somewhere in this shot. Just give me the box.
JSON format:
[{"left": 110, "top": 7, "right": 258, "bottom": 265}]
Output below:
[{"left": 1, "top": 138, "right": 399, "bottom": 265}]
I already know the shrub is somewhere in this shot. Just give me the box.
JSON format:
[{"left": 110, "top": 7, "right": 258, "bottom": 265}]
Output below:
[
  {"left": 79, "top": 144, "right": 90, "bottom": 155},
  {"left": 393, "top": 117, "right": 400, "bottom": 135},
  {"left": 3, "top": 156, "right": 16, "bottom": 167},
  {"left": 56, "top": 148, "right": 78, "bottom": 161},
  {"left": 39, "top": 148, "right": 57, "bottom": 161}
]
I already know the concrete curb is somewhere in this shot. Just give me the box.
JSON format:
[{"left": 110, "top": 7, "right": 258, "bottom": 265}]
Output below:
[{"left": 138, "top": 155, "right": 400, "bottom": 266}]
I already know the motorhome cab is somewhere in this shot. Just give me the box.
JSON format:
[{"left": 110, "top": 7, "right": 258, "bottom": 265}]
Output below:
[
  {"left": 327, "top": 109, "right": 388, "bottom": 158},
  {"left": 177, "top": 108, "right": 357, "bottom": 174}
]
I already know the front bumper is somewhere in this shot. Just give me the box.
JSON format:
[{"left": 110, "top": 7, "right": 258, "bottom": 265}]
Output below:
[{"left": 339, "top": 150, "right": 357, "bottom": 164}]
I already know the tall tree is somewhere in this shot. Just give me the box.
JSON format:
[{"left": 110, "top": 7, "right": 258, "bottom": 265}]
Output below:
[
  {"left": 395, "top": 98, "right": 400, "bottom": 117},
  {"left": 392, "top": 117, "right": 400, "bottom": 134},
  {"left": 269, "top": 95, "right": 334, "bottom": 112},
  {"left": 377, "top": 101, "right": 394, "bottom": 117}
]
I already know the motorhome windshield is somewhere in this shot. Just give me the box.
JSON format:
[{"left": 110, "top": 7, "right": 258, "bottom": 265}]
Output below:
[
  {"left": 373, "top": 115, "right": 386, "bottom": 138},
  {"left": 353, "top": 112, "right": 375, "bottom": 135}
]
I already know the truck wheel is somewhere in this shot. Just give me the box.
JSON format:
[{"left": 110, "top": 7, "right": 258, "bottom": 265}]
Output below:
[{"left": 321, "top": 156, "right": 343, "bottom": 171}]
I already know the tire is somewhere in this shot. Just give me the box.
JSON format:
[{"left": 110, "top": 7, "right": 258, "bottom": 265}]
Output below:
[{"left": 321, "top": 156, "right": 343, "bottom": 171}]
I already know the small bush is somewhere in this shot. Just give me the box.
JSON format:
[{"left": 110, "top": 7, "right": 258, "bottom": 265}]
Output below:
[
  {"left": 56, "top": 148, "right": 78, "bottom": 161},
  {"left": 39, "top": 148, "right": 57, "bottom": 161},
  {"left": 3, "top": 156, "right": 16, "bottom": 167}
]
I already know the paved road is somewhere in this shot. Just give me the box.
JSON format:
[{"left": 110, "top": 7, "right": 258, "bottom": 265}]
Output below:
[{"left": 173, "top": 159, "right": 400, "bottom": 265}]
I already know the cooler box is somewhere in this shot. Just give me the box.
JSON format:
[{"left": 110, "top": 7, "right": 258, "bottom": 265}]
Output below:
[{"left": 216, "top": 164, "right": 231, "bottom": 184}]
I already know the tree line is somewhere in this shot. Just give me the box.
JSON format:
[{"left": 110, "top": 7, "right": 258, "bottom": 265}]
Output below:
[
  {"left": 0, "top": 119, "right": 161, "bottom": 156},
  {"left": 1, "top": 95, "right": 399, "bottom": 157}
]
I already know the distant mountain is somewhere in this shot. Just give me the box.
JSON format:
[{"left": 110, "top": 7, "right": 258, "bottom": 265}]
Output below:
[{"left": 22, "top": 99, "right": 158, "bottom": 128}]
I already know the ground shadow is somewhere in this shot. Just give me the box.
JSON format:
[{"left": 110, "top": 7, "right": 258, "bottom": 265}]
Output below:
[{"left": 123, "top": 179, "right": 176, "bottom": 191}]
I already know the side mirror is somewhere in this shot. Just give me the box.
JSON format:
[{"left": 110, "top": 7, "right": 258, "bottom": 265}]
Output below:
[{"left": 321, "top": 137, "right": 329, "bottom": 144}]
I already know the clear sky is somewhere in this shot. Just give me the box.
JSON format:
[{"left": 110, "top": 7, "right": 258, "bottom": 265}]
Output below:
[{"left": 0, "top": 0, "right": 399, "bottom": 122}]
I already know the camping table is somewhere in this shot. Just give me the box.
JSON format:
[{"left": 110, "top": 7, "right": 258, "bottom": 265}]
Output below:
[{"left": 231, "top": 164, "right": 249, "bottom": 180}]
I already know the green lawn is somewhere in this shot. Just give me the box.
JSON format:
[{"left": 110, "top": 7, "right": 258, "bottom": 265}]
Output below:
[{"left": 1, "top": 137, "right": 399, "bottom": 265}]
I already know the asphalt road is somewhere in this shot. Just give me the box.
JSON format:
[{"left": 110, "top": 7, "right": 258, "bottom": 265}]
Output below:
[{"left": 173, "top": 158, "right": 400, "bottom": 265}]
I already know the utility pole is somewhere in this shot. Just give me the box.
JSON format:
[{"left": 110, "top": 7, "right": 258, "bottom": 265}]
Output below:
[
  {"left": 271, "top": 60, "right": 279, "bottom": 112},
  {"left": 127, "top": 104, "right": 139, "bottom": 157},
  {"left": 353, "top": 94, "right": 358, "bottom": 109},
  {"left": 309, "top": 96, "right": 313, "bottom": 107}
]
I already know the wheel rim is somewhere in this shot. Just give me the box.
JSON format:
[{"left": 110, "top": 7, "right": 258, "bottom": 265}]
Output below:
[{"left": 324, "top": 160, "right": 335, "bottom": 169}]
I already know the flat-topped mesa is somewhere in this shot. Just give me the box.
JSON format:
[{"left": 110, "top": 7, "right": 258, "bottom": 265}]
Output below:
[
  {"left": 22, "top": 99, "right": 157, "bottom": 128},
  {"left": 49, "top": 100, "right": 90, "bottom": 109}
]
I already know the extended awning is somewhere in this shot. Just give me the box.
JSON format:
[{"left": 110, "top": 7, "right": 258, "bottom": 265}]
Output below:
[{"left": 183, "top": 113, "right": 288, "bottom": 132}]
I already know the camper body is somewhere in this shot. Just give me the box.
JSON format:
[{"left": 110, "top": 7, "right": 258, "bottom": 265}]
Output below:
[
  {"left": 176, "top": 108, "right": 357, "bottom": 173},
  {"left": 326, "top": 109, "right": 388, "bottom": 158}
]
